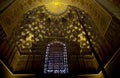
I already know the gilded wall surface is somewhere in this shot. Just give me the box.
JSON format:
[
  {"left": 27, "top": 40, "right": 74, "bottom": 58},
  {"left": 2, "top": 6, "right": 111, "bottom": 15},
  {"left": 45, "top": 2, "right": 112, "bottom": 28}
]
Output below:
[
  {"left": 70, "top": 0, "right": 112, "bottom": 36},
  {"left": 0, "top": 0, "right": 112, "bottom": 38},
  {"left": 0, "top": 0, "right": 43, "bottom": 37},
  {"left": 75, "top": 0, "right": 112, "bottom": 36}
]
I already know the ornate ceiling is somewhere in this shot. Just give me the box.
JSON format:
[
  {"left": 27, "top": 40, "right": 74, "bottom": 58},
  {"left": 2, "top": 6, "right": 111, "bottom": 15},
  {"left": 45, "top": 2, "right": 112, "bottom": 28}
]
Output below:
[
  {"left": 5, "top": 4, "right": 101, "bottom": 74},
  {"left": 13, "top": 5, "right": 99, "bottom": 56},
  {"left": 0, "top": 0, "right": 115, "bottom": 77}
]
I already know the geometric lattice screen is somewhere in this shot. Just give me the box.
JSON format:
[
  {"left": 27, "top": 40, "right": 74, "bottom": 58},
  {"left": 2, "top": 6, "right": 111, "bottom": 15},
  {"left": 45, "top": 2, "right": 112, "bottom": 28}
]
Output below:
[{"left": 44, "top": 41, "right": 68, "bottom": 74}]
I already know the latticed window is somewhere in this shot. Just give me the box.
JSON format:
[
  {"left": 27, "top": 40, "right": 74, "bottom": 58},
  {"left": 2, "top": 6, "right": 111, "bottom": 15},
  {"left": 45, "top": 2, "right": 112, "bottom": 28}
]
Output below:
[{"left": 44, "top": 41, "right": 69, "bottom": 74}]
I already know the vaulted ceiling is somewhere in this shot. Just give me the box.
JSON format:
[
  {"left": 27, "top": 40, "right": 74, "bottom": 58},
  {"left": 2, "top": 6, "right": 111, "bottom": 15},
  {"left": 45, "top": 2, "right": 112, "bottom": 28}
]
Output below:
[{"left": 0, "top": 0, "right": 119, "bottom": 78}]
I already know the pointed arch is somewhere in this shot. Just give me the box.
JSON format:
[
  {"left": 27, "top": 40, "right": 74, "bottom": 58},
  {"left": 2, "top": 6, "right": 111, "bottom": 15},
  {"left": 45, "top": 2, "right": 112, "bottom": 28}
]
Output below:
[{"left": 44, "top": 41, "right": 69, "bottom": 74}]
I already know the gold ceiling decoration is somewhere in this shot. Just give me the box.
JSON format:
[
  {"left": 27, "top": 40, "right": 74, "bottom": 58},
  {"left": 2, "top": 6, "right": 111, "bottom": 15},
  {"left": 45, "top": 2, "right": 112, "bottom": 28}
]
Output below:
[
  {"left": 13, "top": 5, "right": 99, "bottom": 55},
  {"left": 45, "top": 1, "right": 68, "bottom": 15}
]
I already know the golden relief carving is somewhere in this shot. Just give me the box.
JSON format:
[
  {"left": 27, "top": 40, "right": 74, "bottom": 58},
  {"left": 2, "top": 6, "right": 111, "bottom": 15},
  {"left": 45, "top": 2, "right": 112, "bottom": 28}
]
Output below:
[{"left": 11, "top": 5, "right": 100, "bottom": 56}]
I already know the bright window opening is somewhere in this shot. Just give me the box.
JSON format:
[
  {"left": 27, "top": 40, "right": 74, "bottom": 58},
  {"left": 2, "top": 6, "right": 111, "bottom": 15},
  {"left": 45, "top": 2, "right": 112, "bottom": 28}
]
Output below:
[{"left": 44, "top": 41, "right": 69, "bottom": 74}]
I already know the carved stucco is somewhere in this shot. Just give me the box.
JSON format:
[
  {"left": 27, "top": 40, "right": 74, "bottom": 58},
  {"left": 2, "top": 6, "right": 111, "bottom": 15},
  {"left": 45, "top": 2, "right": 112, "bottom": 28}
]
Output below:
[{"left": 0, "top": 0, "right": 112, "bottom": 38}]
